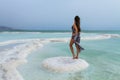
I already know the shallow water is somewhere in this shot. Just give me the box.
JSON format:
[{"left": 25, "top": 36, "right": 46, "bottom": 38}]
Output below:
[
  {"left": 0, "top": 31, "right": 120, "bottom": 80},
  {"left": 18, "top": 39, "right": 120, "bottom": 80}
]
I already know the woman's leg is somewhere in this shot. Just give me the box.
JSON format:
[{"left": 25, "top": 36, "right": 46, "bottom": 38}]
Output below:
[
  {"left": 69, "top": 39, "right": 75, "bottom": 59},
  {"left": 75, "top": 45, "right": 80, "bottom": 59}
]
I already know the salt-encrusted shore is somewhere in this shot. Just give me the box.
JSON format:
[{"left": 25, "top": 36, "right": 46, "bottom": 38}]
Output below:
[{"left": 0, "top": 33, "right": 120, "bottom": 80}]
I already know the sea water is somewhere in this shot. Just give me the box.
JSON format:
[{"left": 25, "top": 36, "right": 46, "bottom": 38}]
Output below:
[{"left": 0, "top": 31, "right": 120, "bottom": 80}]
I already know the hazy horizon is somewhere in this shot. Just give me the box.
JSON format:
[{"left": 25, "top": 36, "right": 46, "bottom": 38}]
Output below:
[{"left": 0, "top": 0, "right": 120, "bottom": 30}]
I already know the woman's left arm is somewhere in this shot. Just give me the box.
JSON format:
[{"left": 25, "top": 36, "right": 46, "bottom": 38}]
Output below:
[{"left": 74, "top": 24, "right": 78, "bottom": 35}]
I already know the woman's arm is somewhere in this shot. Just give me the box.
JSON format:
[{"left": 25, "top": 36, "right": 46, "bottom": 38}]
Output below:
[
  {"left": 73, "top": 24, "right": 78, "bottom": 35},
  {"left": 72, "top": 25, "right": 78, "bottom": 36}
]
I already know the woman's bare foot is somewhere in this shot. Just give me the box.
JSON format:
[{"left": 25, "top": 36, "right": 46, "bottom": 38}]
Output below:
[
  {"left": 75, "top": 56, "right": 78, "bottom": 59},
  {"left": 72, "top": 55, "right": 76, "bottom": 59}
]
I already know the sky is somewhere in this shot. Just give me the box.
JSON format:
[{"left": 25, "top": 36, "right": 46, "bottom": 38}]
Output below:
[{"left": 0, "top": 0, "right": 120, "bottom": 30}]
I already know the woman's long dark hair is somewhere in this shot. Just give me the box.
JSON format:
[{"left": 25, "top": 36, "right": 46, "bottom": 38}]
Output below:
[{"left": 74, "top": 16, "right": 81, "bottom": 32}]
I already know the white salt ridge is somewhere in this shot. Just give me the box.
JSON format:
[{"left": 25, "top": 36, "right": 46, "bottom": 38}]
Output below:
[
  {"left": 102, "top": 34, "right": 120, "bottom": 38},
  {"left": 0, "top": 40, "right": 43, "bottom": 80},
  {"left": 82, "top": 34, "right": 120, "bottom": 40},
  {"left": 42, "top": 57, "right": 89, "bottom": 73},
  {"left": 0, "top": 34, "right": 120, "bottom": 47},
  {"left": 0, "top": 38, "right": 69, "bottom": 80},
  {"left": 0, "top": 33, "right": 120, "bottom": 80},
  {"left": 0, "top": 39, "right": 48, "bottom": 46},
  {"left": 81, "top": 35, "right": 110, "bottom": 40},
  {"left": 47, "top": 34, "right": 120, "bottom": 41}
]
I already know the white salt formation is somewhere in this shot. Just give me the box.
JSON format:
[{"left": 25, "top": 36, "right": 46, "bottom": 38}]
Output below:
[{"left": 42, "top": 57, "right": 89, "bottom": 73}]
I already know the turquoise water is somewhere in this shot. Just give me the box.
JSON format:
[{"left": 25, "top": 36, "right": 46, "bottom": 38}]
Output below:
[
  {"left": 18, "top": 39, "right": 120, "bottom": 80},
  {"left": 0, "top": 32, "right": 71, "bottom": 42},
  {"left": 0, "top": 31, "right": 120, "bottom": 80}
]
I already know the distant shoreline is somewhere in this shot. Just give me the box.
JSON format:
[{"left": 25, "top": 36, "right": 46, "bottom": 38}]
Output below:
[
  {"left": 0, "top": 30, "right": 120, "bottom": 33},
  {"left": 0, "top": 26, "right": 120, "bottom": 33}
]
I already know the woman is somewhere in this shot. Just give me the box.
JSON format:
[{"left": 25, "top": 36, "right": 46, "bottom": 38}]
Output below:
[{"left": 69, "top": 16, "right": 84, "bottom": 59}]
